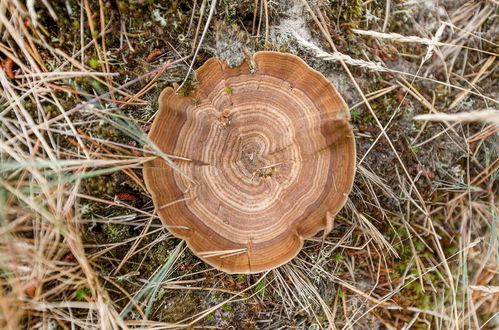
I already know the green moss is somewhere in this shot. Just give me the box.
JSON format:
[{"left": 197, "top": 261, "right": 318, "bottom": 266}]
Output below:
[
  {"left": 75, "top": 287, "right": 91, "bottom": 301},
  {"left": 44, "top": 104, "right": 60, "bottom": 117},
  {"left": 222, "top": 0, "right": 255, "bottom": 25},
  {"left": 177, "top": 80, "right": 197, "bottom": 96},
  {"left": 414, "top": 240, "right": 425, "bottom": 251},
  {"left": 88, "top": 58, "right": 100, "bottom": 69},
  {"left": 412, "top": 282, "right": 424, "bottom": 295},
  {"left": 255, "top": 279, "right": 266, "bottom": 295},
  {"left": 396, "top": 263, "right": 406, "bottom": 273},
  {"left": 332, "top": 254, "right": 344, "bottom": 263},
  {"left": 82, "top": 176, "right": 115, "bottom": 197},
  {"left": 256, "top": 170, "right": 272, "bottom": 178},
  {"left": 445, "top": 245, "right": 459, "bottom": 256},
  {"left": 103, "top": 223, "right": 130, "bottom": 243},
  {"left": 89, "top": 79, "right": 104, "bottom": 92},
  {"left": 328, "top": 0, "right": 364, "bottom": 38},
  {"left": 479, "top": 313, "right": 492, "bottom": 323},
  {"left": 149, "top": 240, "right": 174, "bottom": 265},
  {"left": 350, "top": 109, "right": 360, "bottom": 121},
  {"left": 235, "top": 274, "right": 246, "bottom": 281},
  {"left": 92, "top": 123, "right": 122, "bottom": 140}
]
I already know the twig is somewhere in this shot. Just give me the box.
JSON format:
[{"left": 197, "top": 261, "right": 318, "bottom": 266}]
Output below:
[
  {"left": 177, "top": 0, "right": 217, "bottom": 92},
  {"left": 449, "top": 56, "right": 496, "bottom": 109},
  {"left": 5, "top": 54, "right": 192, "bottom": 147},
  {"left": 414, "top": 110, "right": 499, "bottom": 125}
]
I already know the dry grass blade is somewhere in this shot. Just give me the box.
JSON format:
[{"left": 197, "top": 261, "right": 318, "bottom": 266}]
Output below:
[
  {"left": 414, "top": 110, "right": 499, "bottom": 125},
  {"left": 0, "top": 0, "right": 497, "bottom": 328}
]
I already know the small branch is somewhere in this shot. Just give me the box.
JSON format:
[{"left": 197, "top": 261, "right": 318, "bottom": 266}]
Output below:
[{"left": 414, "top": 110, "right": 499, "bottom": 125}]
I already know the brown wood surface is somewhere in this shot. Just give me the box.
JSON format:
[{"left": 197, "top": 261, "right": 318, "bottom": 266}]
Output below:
[{"left": 143, "top": 52, "right": 356, "bottom": 273}]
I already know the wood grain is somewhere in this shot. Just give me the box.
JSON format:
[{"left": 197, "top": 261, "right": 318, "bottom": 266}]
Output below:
[{"left": 143, "top": 52, "right": 356, "bottom": 273}]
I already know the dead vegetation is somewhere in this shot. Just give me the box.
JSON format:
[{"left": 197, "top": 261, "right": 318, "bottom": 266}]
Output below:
[{"left": 0, "top": 0, "right": 497, "bottom": 329}]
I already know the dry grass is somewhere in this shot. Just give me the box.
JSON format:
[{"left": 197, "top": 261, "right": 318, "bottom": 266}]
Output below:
[{"left": 0, "top": 0, "right": 497, "bottom": 329}]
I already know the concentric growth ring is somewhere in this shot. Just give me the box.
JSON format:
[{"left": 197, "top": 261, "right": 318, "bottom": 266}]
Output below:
[{"left": 144, "top": 52, "right": 356, "bottom": 273}]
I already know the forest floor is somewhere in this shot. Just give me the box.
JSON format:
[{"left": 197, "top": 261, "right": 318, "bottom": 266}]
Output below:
[{"left": 0, "top": 0, "right": 497, "bottom": 329}]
